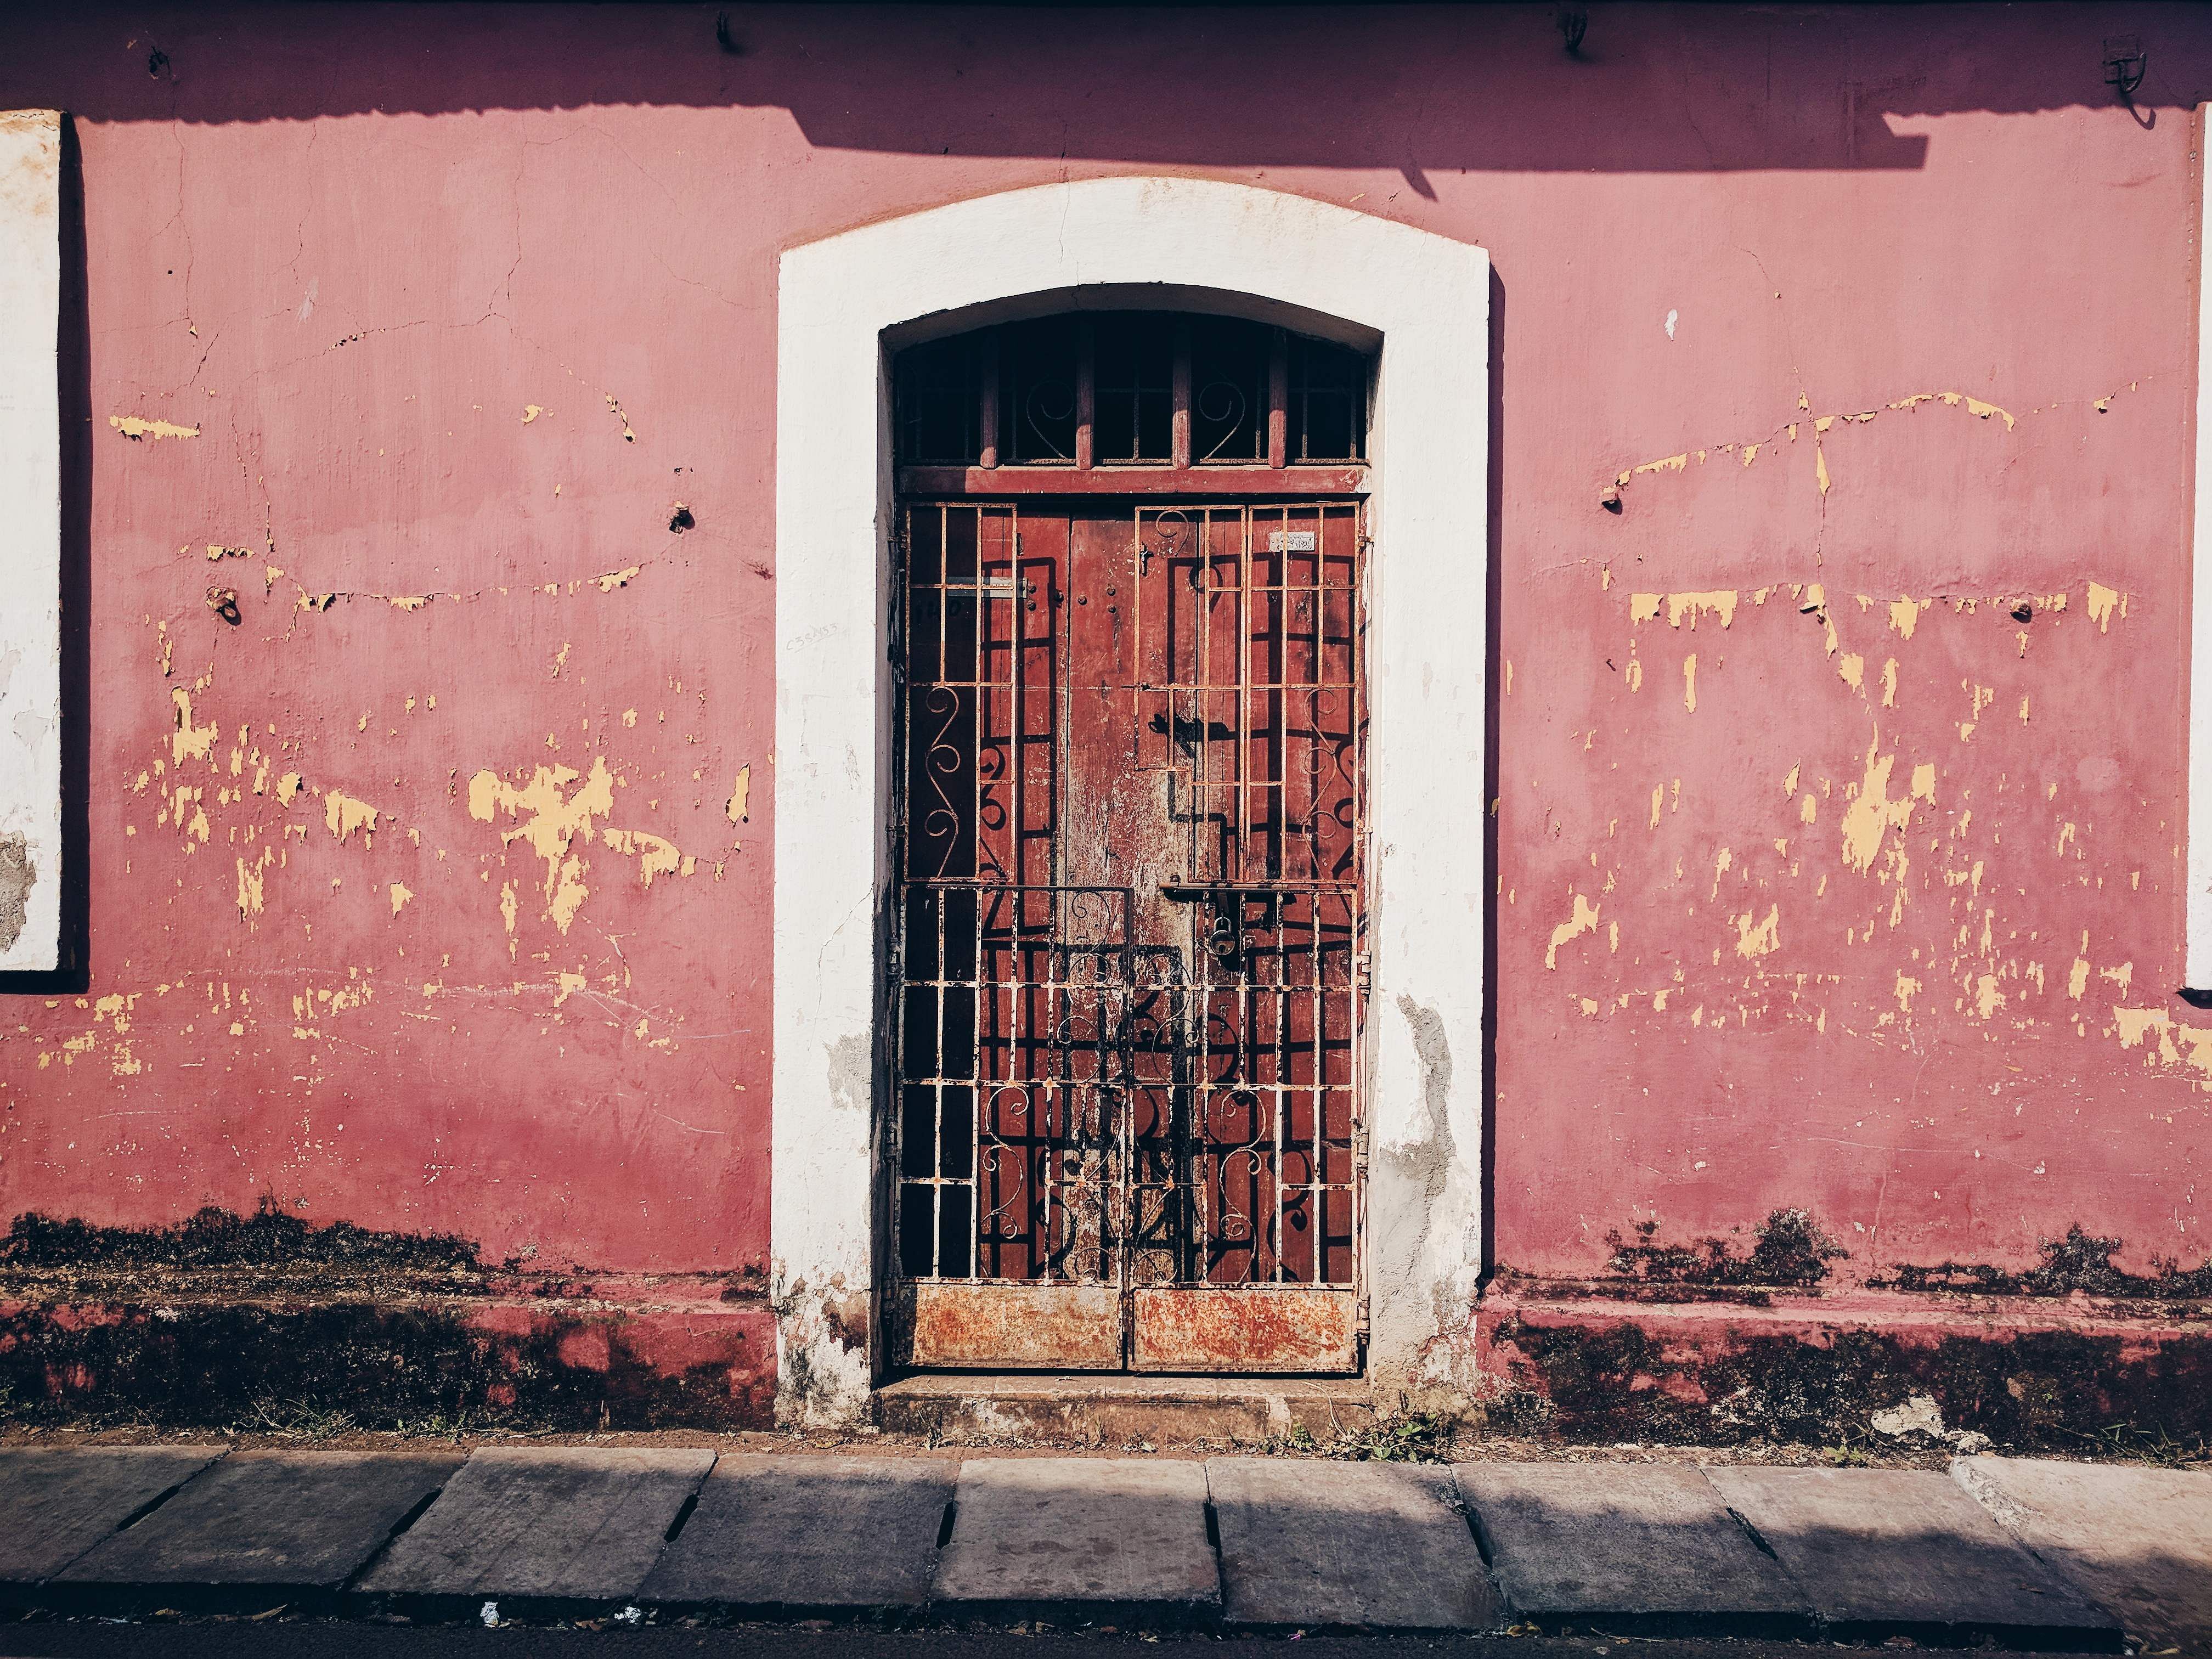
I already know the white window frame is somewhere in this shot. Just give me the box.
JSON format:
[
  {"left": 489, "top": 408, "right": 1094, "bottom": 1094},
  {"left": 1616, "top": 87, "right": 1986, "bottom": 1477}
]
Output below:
[{"left": 0, "top": 110, "right": 63, "bottom": 974}]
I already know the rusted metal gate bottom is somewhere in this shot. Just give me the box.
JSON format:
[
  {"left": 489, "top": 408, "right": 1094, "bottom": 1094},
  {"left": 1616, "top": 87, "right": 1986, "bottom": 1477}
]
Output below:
[{"left": 891, "top": 1283, "right": 1358, "bottom": 1373}]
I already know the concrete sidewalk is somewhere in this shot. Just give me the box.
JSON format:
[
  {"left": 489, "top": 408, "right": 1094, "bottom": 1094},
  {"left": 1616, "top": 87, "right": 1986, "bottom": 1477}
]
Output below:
[{"left": 0, "top": 1446, "right": 2204, "bottom": 1651}]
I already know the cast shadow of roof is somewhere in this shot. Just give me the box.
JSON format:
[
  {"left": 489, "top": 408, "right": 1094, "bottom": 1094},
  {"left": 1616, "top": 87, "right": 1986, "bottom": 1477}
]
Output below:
[{"left": 10, "top": 2, "right": 2212, "bottom": 174}]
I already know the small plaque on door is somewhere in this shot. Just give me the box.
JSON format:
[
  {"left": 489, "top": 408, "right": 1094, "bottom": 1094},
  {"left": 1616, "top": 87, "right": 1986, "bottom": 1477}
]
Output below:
[{"left": 1267, "top": 530, "right": 1317, "bottom": 552}]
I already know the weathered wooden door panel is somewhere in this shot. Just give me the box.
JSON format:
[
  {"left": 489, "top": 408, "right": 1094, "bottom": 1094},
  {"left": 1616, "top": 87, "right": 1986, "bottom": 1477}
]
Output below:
[{"left": 891, "top": 500, "right": 1365, "bottom": 1373}]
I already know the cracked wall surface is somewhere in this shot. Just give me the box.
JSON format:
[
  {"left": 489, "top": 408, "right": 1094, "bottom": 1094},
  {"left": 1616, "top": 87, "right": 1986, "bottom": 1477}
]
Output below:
[{"left": 0, "top": 4, "right": 2209, "bottom": 1420}]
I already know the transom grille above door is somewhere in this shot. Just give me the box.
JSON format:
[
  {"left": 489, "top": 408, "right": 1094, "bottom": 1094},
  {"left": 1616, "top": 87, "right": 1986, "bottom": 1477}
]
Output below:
[{"left": 890, "top": 500, "right": 1367, "bottom": 1373}]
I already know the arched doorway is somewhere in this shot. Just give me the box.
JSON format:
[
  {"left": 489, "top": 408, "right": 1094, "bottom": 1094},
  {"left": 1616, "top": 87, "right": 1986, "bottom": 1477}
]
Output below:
[
  {"left": 772, "top": 177, "right": 1488, "bottom": 1426},
  {"left": 887, "top": 311, "right": 1370, "bottom": 1373}
]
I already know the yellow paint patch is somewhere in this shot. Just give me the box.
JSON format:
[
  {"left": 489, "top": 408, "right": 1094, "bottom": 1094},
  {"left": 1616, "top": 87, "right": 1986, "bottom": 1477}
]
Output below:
[
  {"left": 388, "top": 882, "right": 413, "bottom": 917},
  {"left": 1545, "top": 893, "right": 1601, "bottom": 969},
  {"left": 1683, "top": 653, "right": 1697, "bottom": 713},
  {"left": 594, "top": 566, "right": 642, "bottom": 594},
  {"left": 276, "top": 772, "right": 303, "bottom": 805},
  {"left": 726, "top": 765, "right": 751, "bottom": 826},
  {"left": 1887, "top": 598, "right": 1924, "bottom": 640},
  {"left": 1894, "top": 971, "right": 1921, "bottom": 1014},
  {"left": 1836, "top": 653, "right": 1864, "bottom": 691},
  {"left": 1880, "top": 658, "right": 1898, "bottom": 708},
  {"left": 522, "top": 404, "right": 545, "bottom": 424}
]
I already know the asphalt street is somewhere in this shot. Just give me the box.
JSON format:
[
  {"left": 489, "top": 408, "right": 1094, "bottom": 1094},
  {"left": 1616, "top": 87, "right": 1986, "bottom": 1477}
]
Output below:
[{"left": 0, "top": 1628, "right": 2123, "bottom": 1659}]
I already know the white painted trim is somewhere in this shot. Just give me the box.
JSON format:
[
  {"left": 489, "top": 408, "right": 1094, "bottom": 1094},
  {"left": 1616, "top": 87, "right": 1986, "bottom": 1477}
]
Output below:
[
  {"left": 0, "top": 111, "right": 61, "bottom": 973},
  {"left": 2190, "top": 107, "right": 2212, "bottom": 993},
  {"left": 773, "top": 176, "right": 1490, "bottom": 1425}
]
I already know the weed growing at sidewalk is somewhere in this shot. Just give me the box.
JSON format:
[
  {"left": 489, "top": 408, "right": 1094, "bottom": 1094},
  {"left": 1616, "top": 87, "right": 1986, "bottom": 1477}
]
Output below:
[{"left": 1268, "top": 1409, "right": 1457, "bottom": 1463}]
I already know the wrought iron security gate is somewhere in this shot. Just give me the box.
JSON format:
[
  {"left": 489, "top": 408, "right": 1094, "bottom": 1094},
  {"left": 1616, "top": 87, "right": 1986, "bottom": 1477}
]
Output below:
[{"left": 889, "top": 500, "right": 1366, "bottom": 1372}]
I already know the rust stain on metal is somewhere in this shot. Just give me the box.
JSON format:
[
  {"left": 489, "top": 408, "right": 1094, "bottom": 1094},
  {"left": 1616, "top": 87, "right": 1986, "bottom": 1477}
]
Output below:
[
  {"left": 1131, "top": 1286, "right": 1358, "bottom": 1373},
  {"left": 897, "top": 1282, "right": 1122, "bottom": 1369}
]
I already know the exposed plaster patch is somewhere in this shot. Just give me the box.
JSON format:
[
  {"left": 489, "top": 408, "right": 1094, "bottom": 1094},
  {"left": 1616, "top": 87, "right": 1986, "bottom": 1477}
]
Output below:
[
  {"left": 1607, "top": 386, "right": 2053, "bottom": 503},
  {"left": 281, "top": 563, "right": 652, "bottom": 616},
  {"left": 2086, "top": 582, "right": 2128, "bottom": 633},
  {"left": 1839, "top": 736, "right": 1922, "bottom": 877},
  {"left": 323, "top": 790, "right": 379, "bottom": 845},
  {"left": 1630, "top": 590, "right": 1739, "bottom": 630},
  {"left": 1545, "top": 893, "right": 1602, "bottom": 969},
  {"left": 467, "top": 758, "right": 617, "bottom": 934},
  {"left": 602, "top": 827, "right": 692, "bottom": 887},
  {"left": 2111, "top": 1005, "right": 2212, "bottom": 1083},
  {"left": 0, "top": 831, "right": 33, "bottom": 950},
  {"left": 170, "top": 689, "right": 217, "bottom": 766},
  {"left": 108, "top": 415, "right": 198, "bottom": 441},
  {"left": 1734, "top": 905, "right": 1781, "bottom": 960}
]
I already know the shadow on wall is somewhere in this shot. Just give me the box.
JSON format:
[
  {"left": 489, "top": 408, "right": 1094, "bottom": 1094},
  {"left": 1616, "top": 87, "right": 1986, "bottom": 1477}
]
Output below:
[{"left": 4, "top": 4, "right": 2211, "bottom": 171}]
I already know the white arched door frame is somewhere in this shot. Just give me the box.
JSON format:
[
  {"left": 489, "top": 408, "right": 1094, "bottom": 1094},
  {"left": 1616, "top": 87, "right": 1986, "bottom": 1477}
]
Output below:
[{"left": 773, "top": 176, "right": 1489, "bottom": 1425}]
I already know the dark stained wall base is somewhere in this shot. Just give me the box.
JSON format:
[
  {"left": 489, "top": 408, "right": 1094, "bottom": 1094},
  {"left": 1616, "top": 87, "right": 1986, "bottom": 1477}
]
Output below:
[
  {"left": 0, "top": 1296, "right": 775, "bottom": 1431},
  {"left": 0, "top": 1205, "right": 774, "bottom": 1431},
  {"left": 1477, "top": 1281, "right": 2212, "bottom": 1454}
]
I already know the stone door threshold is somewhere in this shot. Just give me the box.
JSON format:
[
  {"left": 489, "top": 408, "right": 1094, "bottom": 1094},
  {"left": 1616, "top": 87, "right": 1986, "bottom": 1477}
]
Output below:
[{"left": 873, "top": 1373, "right": 1375, "bottom": 1446}]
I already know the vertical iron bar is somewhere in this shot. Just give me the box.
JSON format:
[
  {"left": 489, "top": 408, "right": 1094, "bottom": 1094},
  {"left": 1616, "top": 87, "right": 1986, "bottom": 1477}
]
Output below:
[
  {"left": 978, "top": 333, "right": 1000, "bottom": 470},
  {"left": 1075, "top": 321, "right": 1096, "bottom": 471},
  {"left": 1170, "top": 320, "right": 1193, "bottom": 471},
  {"left": 1237, "top": 509, "right": 1251, "bottom": 877},
  {"left": 1267, "top": 331, "right": 1289, "bottom": 469}
]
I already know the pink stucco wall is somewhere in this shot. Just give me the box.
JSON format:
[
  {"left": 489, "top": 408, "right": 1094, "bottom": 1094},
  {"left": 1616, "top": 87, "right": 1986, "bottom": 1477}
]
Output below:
[{"left": 2, "top": 4, "right": 2209, "bottom": 1386}]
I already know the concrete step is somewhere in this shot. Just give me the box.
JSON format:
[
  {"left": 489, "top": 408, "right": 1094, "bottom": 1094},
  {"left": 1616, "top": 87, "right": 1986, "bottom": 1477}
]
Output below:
[{"left": 873, "top": 1372, "right": 1374, "bottom": 1445}]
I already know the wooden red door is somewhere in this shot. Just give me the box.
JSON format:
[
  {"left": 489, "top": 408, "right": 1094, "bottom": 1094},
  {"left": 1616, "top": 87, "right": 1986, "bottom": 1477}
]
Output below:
[{"left": 889, "top": 499, "right": 1365, "bottom": 1372}]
